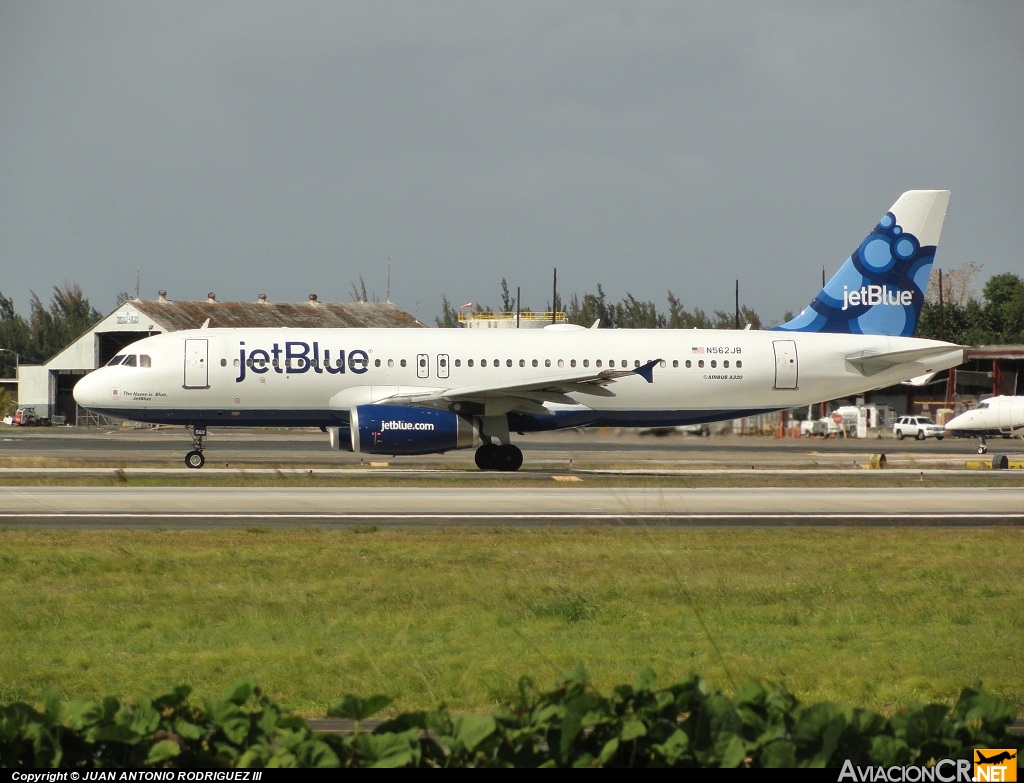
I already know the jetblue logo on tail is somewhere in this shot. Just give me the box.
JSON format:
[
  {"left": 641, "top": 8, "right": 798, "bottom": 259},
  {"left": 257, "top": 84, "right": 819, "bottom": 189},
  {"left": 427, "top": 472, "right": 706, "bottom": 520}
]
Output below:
[
  {"left": 774, "top": 192, "right": 946, "bottom": 337},
  {"left": 842, "top": 285, "right": 914, "bottom": 311}
]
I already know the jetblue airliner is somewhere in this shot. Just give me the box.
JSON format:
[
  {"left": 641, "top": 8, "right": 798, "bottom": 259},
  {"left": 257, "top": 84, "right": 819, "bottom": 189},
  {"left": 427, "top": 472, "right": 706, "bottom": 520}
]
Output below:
[{"left": 74, "top": 190, "right": 965, "bottom": 470}]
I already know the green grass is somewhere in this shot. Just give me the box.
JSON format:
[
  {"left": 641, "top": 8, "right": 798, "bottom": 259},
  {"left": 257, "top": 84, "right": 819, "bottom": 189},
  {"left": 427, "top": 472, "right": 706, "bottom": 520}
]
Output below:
[{"left": 1, "top": 527, "right": 1020, "bottom": 718}]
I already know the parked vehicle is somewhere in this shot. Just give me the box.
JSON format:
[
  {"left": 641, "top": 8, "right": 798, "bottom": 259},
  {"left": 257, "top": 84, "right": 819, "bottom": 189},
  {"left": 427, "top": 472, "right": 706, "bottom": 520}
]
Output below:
[
  {"left": 892, "top": 415, "right": 944, "bottom": 441},
  {"left": 12, "top": 407, "right": 37, "bottom": 426},
  {"left": 800, "top": 419, "right": 829, "bottom": 437}
]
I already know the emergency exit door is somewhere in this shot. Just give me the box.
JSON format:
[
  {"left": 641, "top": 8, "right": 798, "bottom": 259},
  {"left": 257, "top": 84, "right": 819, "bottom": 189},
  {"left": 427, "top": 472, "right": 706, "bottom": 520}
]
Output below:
[
  {"left": 183, "top": 339, "right": 209, "bottom": 389},
  {"left": 773, "top": 340, "right": 798, "bottom": 390}
]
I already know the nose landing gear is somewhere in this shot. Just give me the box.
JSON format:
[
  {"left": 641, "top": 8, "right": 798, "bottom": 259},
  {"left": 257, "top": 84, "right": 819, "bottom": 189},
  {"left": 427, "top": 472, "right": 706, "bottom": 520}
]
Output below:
[{"left": 185, "top": 425, "right": 207, "bottom": 469}]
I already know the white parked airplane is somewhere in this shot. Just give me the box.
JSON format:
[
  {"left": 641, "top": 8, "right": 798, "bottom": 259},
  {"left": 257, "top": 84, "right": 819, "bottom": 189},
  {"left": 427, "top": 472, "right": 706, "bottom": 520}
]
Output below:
[
  {"left": 944, "top": 396, "right": 1024, "bottom": 453},
  {"left": 74, "top": 189, "right": 965, "bottom": 470}
]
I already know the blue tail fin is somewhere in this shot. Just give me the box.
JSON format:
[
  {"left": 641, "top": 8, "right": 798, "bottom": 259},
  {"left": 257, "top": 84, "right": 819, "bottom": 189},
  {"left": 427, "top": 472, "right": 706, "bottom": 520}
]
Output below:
[{"left": 773, "top": 190, "right": 950, "bottom": 336}]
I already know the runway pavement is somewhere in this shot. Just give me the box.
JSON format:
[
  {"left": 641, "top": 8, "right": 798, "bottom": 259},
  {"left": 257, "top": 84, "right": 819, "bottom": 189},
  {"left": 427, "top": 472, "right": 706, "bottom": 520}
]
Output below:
[
  {"left": 2, "top": 485, "right": 1022, "bottom": 528},
  {"left": 2, "top": 427, "right": 1022, "bottom": 527}
]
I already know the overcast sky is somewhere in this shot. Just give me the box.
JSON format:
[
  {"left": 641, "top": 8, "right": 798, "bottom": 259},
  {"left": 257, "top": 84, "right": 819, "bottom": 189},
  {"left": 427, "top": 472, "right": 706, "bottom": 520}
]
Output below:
[{"left": 2, "top": 1, "right": 1022, "bottom": 326}]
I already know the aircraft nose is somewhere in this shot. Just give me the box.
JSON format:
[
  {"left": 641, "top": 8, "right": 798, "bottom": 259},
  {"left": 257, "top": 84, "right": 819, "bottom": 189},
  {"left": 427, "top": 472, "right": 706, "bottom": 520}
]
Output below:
[
  {"left": 73, "top": 371, "right": 106, "bottom": 409},
  {"left": 944, "top": 412, "right": 969, "bottom": 430}
]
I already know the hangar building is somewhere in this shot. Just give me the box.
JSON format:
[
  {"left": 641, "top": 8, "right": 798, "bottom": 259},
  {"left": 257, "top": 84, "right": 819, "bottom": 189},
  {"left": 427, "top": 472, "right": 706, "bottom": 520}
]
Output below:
[{"left": 14, "top": 292, "right": 424, "bottom": 424}]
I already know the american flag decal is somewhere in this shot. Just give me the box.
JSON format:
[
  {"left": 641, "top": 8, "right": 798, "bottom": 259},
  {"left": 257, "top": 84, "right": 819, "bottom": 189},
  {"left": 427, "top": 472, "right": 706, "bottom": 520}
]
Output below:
[{"left": 691, "top": 347, "right": 704, "bottom": 354}]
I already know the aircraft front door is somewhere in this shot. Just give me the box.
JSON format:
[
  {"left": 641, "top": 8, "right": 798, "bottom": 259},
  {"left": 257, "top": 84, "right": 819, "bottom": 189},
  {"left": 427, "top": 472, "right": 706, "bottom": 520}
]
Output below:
[
  {"left": 183, "top": 339, "right": 210, "bottom": 389},
  {"left": 416, "top": 353, "right": 429, "bottom": 379},
  {"left": 773, "top": 340, "right": 798, "bottom": 390}
]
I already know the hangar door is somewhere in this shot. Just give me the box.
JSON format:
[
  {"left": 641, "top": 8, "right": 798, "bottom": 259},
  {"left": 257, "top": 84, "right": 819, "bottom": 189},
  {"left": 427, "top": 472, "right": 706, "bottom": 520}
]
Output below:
[{"left": 773, "top": 340, "right": 798, "bottom": 390}]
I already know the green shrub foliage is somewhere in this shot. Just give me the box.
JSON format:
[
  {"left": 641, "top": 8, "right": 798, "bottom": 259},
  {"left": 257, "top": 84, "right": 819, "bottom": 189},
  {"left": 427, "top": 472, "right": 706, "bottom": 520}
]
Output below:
[{"left": 1, "top": 669, "right": 1019, "bottom": 768}]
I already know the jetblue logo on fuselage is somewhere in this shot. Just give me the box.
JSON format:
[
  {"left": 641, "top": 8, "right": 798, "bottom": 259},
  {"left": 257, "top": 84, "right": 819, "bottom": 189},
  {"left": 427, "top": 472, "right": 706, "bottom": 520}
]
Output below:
[
  {"left": 841, "top": 285, "right": 913, "bottom": 311},
  {"left": 235, "top": 341, "right": 369, "bottom": 382}
]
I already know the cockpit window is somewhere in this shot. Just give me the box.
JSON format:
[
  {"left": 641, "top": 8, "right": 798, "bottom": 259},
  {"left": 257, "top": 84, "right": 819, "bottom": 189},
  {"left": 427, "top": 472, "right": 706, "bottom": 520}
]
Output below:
[
  {"left": 122, "top": 355, "right": 137, "bottom": 367},
  {"left": 140, "top": 354, "right": 151, "bottom": 368},
  {"left": 977, "top": 401, "right": 989, "bottom": 409},
  {"left": 106, "top": 355, "right": 126, "bottom": 366}
]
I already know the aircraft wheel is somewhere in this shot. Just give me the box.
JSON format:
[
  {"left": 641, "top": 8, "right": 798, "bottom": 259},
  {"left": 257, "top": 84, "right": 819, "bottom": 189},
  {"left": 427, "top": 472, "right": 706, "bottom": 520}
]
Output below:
[
  {"left": 495, "top": 444, "right": 524, "bottom": 472},
  {"left": 896, "top": 430, "right": 904, "bottom": 440},
  {"left": 474, "top": 443, "right": 499, "bottom": 471},
  {"left": 916, "top": 431, "right": 926, "bottom": 441},
  {"left": 978, "top": 445, "right": 988, "bottom": 454},
  {"left": 936, "top": 435, "right": 943, "bottom": 441},
  {"left": 185, "top": 450, "right": 206, "bottom": 469}
]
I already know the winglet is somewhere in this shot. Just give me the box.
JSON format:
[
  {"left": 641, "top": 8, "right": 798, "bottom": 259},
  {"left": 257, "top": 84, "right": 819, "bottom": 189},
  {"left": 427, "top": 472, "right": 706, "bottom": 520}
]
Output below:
[{"left": 634, "top": 358, "right": 661, "bottom": 384}]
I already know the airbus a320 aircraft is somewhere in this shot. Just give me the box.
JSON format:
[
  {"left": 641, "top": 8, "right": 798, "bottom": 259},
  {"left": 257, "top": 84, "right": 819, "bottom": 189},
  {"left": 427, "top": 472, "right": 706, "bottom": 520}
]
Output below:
[
  {"left": 74, "top": 190, "right": 965, "bottom": 470},
  {"left": 944, "top": 396, "right": 1024, "bottom": 453}
]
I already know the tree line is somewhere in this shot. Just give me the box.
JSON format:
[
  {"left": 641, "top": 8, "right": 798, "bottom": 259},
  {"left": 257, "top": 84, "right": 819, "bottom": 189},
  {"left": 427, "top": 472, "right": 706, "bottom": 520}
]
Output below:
[
  {"left": 438, "top": 279, "right": 763, "bottom": 330},
  {"left": 1, "top": 269, "right": 1021, "bottom": 380},
  {"left": 438, "top": 269, "right": 1024, "bottom": 345},
  {"left": 0, "top": 283, "right": 104, "bottom": 378}
]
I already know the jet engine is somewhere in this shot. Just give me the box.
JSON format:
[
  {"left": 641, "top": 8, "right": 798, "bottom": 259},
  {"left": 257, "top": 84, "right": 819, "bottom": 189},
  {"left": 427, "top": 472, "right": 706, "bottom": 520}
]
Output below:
[{"left": 349, "top": 404, "right": 479, "bottom": 455}]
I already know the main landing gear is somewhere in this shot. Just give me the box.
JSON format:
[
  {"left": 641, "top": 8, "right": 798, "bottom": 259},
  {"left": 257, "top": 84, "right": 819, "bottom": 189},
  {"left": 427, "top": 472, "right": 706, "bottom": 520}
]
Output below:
[
  {"left": 185, "top": 425, "right": 207, "bottom": 469},
  {"left": 474, "top": 442, "right": 524, "bottom": 471}
]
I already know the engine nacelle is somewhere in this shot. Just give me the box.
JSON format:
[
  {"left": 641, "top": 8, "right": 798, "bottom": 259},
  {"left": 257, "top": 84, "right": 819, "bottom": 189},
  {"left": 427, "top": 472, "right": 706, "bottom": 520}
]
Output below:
[
  {"left": 350, "top": 405, "right": 479, "bottom": 455},
  {"left": 324, "top": 426, "right": 354, "bottom": 451}
]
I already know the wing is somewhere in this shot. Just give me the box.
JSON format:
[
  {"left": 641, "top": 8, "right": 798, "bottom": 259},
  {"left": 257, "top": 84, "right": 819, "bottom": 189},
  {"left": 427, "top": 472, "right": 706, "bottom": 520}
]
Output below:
[{"left": 376, "top": 359, "right": 662, "bottom": 411}]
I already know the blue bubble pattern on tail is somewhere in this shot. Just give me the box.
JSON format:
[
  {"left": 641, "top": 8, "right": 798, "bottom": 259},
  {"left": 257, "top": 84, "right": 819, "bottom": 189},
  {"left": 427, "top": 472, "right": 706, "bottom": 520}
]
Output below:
[{"left": 774, "top": 209, "right": 935, "bottom": 337}]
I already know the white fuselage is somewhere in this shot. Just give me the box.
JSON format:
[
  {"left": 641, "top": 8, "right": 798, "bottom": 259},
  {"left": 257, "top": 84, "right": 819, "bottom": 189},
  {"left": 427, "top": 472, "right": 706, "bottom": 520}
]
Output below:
[
  {"left": 73, "top": 326, "right": 965, "bottom": 430},
  {"left": 945, "top": 397, "right": 1024, "bottom": 437}
]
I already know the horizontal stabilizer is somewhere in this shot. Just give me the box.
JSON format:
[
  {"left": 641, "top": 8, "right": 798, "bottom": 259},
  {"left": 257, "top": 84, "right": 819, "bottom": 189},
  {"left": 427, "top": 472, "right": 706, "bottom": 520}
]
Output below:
[
  {"left": 902, "top": 372, "right": 940, "bottom": 387},
  {"left": 845, "top": 345, "right": 967, "bottom": 377}
]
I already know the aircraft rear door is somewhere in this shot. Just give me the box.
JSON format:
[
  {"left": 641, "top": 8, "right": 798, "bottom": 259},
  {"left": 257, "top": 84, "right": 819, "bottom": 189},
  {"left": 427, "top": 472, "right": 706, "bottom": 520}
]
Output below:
[
  {"left": 183, "top": 339, "right": 210, "bottom": 389},
  {"left": 773, "top": 340, "right": 798, "bottom": 390}
]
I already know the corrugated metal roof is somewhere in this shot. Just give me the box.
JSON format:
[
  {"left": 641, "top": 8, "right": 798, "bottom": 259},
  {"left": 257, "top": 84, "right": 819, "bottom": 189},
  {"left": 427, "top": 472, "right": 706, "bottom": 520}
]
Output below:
[
  {"left": 967, "top": 345, "right": 1024, "bottom": 360},
  {"left": 132, "top": 298, "right": 426, "bottom": 330}
]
